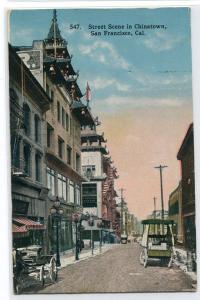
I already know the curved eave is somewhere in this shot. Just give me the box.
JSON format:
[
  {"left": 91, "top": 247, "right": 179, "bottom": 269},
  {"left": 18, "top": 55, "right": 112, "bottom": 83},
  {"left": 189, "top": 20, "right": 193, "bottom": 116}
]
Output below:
[
  {"left": 81, "top": 145, "right": 108, "bottom": 155},
  {"left": 71, "top": 101, "right": 95, "bottom": 126},
  {"left": 81, "top": 133, "right": 106, "bottom": 143}
]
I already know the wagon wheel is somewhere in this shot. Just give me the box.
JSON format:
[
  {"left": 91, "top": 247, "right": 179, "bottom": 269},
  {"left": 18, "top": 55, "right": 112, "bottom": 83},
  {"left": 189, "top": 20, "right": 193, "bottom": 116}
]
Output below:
[
  {"left": 49, "top": 257, "right": 57, "bottom": 283},
  {"left": 39, "top": 265, "right": 45, "bottom": 286},
  {"left": 13, "top": 277, "right": 21, "bottom": 294},
  {"left": 140, "top": 248, "right": 148, "bottom": 268},
  {"left": 168, "top": 256, "right": 173, "bottom": 268}
]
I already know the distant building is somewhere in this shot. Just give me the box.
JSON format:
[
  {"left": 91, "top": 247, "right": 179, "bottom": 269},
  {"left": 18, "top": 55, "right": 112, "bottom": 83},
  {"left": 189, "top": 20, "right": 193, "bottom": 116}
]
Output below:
[
  {"left": 102, "top": 156, "right": 119, "bottom": 236},
  {"left": 147, "top": 210, "right": 168, "bottom": 220},
  {"left": 177, "top": 123, "right": 195, "bottom": 251},
  {"left": 168, "top": 181, "right": 183, "bottom": 244},
  {"left": 81, "top": 124, "right": 119, "bottom": 241}
]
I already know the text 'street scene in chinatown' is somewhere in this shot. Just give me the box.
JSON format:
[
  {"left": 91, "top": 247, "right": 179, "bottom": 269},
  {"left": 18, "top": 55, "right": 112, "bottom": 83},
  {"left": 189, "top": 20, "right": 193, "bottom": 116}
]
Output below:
[{"left": 9, "top": 8, "right": 196, "bottom": 294}]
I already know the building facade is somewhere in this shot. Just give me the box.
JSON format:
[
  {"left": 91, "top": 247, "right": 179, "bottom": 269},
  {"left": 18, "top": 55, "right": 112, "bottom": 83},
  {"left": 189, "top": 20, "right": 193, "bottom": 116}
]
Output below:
[
  {"left": 10, "top": 44, "right": 51, "bottom": 249},
  {"left": 177, "top": 123, "right": 195, "bottom": 251},
  {"left": 81, "top": 123, "right": 119, "bottom": 242},
  {"left": 168, "top": 182, "right": 183, "bottom": 244},
  {"left": 12, "top": 10, "right": 94, "bottom": 253}
]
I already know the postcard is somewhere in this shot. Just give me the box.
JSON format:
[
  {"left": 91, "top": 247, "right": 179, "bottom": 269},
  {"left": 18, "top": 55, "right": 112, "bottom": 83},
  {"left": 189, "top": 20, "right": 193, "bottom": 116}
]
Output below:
[{"left": 8, "top": 7, "right": 196, "bottom": 294}]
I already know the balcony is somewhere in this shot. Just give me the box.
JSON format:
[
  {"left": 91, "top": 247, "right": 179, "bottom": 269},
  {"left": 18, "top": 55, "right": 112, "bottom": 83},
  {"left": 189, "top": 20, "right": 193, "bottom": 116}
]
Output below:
[
  {"left": 82, "top": 144, "right": 109, "bottom": 155},
  {"left": 11, "top": 158, "right": 27, "bottom": 177},
  {"left": 10, "top": 99, "right": 24, "bottom": 130}
]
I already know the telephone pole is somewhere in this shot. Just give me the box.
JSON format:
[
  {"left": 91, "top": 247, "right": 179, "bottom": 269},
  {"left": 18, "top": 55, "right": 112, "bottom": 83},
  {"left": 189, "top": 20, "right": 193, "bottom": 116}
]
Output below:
[
  {"left": 154, "top": 165, "right": 168, "bottom": 220},
  {"left": 153, "top": 196, "right": 156, "bottom": 219},
  {"left": 119, "top": 188, "right": 125, "bottom": 235}
]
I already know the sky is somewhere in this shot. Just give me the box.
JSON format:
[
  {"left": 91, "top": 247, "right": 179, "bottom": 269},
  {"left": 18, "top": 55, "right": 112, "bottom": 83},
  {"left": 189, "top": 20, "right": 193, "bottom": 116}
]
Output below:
[{"left": 9, "top": 8, "right": 193, "bottom": 220}]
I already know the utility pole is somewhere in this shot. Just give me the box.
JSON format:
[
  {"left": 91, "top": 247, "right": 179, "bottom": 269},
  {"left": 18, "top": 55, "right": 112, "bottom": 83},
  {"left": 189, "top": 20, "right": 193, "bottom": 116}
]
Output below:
[
  {"left": 154, "top": 165, "right": 168, "bottom": 221},
  {"left": 153, "top": 196, "right": 156, "bottom": 219},
  {"left": 119, "top": 188, "right": 125, "bottom": 235},
  {"left": 153, "top": 196, "right": 156, "bottom": 234}
]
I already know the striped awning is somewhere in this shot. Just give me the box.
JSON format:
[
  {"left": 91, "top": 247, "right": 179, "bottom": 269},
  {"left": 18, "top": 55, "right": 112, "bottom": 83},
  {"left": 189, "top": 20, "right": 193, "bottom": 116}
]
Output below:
[
  {"left": 12, "top": 223, "right": 29, "bottom": 238},
  {"left": 13, "top": 217, "right": 44, "bottom": 230},
  {"left": 12, "top": 223, "right": 28, "bottom": 233}
]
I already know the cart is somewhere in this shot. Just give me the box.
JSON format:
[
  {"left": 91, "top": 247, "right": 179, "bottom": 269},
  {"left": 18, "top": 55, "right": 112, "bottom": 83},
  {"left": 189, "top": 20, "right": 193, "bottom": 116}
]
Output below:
[
  {"left": 13, "top": 246, "right": 57, "bottom": 293},
  {"left": 139, "top": 219, "right": 175, "bottom": 268}
]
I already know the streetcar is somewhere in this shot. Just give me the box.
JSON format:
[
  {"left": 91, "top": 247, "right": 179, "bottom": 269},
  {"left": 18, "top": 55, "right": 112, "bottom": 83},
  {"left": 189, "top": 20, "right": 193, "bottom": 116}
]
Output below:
[{"left": 139, "top": 219, "right": 175, "bottom": 268}]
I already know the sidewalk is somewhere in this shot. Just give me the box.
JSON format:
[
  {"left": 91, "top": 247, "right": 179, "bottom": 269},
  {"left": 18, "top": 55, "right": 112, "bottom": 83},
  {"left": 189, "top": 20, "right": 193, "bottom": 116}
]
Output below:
[
  {"left": 59, "top": 243, "right": 117, "bottom": 269},
  {"left": 173, "top": 246, "right": 197, "bottom": 285}
]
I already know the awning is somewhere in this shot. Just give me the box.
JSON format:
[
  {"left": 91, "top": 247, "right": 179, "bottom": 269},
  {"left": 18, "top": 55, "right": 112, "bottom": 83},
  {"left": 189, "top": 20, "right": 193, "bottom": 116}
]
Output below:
[
  {"left": 13, "top": 217, "right": 44, "bottom": 230},
  {"left": 12, "top": 223, "right": 29, "bottom": 238}
]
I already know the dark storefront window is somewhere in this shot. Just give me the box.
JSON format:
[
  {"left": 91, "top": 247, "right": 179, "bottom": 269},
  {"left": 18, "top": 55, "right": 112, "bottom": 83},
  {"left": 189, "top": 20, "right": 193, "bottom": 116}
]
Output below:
[
  {"left": 51, "top": 219, "right": 72, "bottom": 253},
  {"left": 82, "top": 183, "right": 97, "bottom": 207},
  {"left": 169, "top": 201, "right": 179, "bottom": 216}
]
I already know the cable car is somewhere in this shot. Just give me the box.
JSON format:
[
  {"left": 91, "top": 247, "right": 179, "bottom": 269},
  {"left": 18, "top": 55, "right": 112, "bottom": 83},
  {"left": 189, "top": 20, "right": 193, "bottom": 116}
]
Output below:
[{"left": 139, "top": 219, "right": 175, "bottom": 268}]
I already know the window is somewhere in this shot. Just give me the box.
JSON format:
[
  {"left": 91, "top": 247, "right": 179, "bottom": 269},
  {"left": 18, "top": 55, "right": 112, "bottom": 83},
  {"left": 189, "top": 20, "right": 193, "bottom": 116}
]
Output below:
[
  {"left": 62, "top": 107, "right": 65, "bottom": 128},
  {"left": 69, "top": 180, "right": 75, "bottom": 203},
  {"left": 57, "top": 101, "right": 61, "bottom": 122},
  {"left": 11, "top": 135, "right": 20, "bottom": 169},
  {"left": 47, "top": 167, "right": 55, "bottom": 195},
  {"left": 47, "top": 123, "right": 54, "bottom": 148},
  {"left": 82, "top": 165, "right": 96, "bottom": 178},
  {"left": 24, "top": 144, "right": 31, "bottom": 176},
  {"left": 58, "top": 136, "right": 64, "bottom": 159},
  {"left": 70, "top": 117, "right": 73, "bottom": 135},
  {"left": 58, "top": 174, "right": 67, "bottom": 201},
  {"left": 75, "top": 185, "right": 81, "bottom": 206},
  {"left": 76, "top": 153, "right": 81, "bottom": 173},
  {"left": 67, "top": 145, "right": 72, "bottom": 165},
  {"left": 34, "top": 114, "right": 41, "bottom": 143},
  {"left": 82, "top": 183, "right": 97, "bottom": 207},
  {"left": 35, "top": 152, "right": 42, "bottom": 182},
  {"left": 23, "top": 103, "right": 31, "bottom": 136},
  {"left": 66, "top": 113, "right": 69, "bottom": 131}
]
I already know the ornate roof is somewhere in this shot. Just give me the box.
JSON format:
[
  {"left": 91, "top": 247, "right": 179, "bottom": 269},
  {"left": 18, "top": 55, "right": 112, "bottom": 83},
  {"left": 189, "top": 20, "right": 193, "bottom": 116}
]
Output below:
[{"left": 47, "top": 10, "right": 63, "bottom": 41}]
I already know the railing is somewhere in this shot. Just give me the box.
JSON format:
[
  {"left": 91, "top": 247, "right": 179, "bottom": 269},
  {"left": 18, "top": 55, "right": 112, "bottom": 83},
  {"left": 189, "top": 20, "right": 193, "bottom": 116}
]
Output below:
[
  {"left": 11, "top": 158, "right": 27, "bottom": 177},
  {"left": 10, "top": 99, "right": 24, "bottom": 129}
]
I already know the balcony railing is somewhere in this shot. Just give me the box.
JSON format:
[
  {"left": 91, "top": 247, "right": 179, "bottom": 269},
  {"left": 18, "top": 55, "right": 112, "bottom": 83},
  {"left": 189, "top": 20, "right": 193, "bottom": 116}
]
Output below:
[
  {"left": 11, "top": 158, "right": 27, "bottom": 177},
  {"left": 10, "top": 98, "right": 24, "bottom": 129}
]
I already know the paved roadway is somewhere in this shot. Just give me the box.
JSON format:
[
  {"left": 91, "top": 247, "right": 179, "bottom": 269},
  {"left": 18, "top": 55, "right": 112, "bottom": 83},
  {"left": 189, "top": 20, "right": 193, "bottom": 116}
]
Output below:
[{"left": 30, "top": 243, "right": 195, "bottom": 293}]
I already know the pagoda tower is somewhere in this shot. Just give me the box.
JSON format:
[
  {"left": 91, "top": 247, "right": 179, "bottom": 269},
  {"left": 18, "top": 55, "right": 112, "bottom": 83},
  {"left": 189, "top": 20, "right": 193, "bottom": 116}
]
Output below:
[{"left": 44, "top": 9, "right": 82, "bottom": 102}]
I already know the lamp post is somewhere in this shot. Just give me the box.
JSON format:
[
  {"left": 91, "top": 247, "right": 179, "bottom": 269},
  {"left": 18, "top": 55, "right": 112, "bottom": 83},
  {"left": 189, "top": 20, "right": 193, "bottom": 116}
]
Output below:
[
  {"left": 72, "top": 213, "right": 80, "bottom": 261},
  {"left": 97, "top": 219, "right": 103, "bottom": 253},
  {"left": 72, "top": 212, "right": 89, "bottom": 261},
  {"left": 88, "top": 215, "right": 95, "bottom": 255},
  {"left": 50, "top": 197, "right": 64, "bottom": 267}
]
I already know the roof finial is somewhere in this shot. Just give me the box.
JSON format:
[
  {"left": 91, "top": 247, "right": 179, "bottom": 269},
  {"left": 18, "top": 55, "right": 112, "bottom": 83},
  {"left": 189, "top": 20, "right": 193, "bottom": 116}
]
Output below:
[{"left": 53, "top": 9, "right": 57, "bottom": 21}]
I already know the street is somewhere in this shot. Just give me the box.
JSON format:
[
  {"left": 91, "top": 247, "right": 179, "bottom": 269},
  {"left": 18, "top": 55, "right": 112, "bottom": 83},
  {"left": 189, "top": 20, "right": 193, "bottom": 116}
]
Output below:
[{"left": 28, "top": 243, "right": 194, "bottom": 294}]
